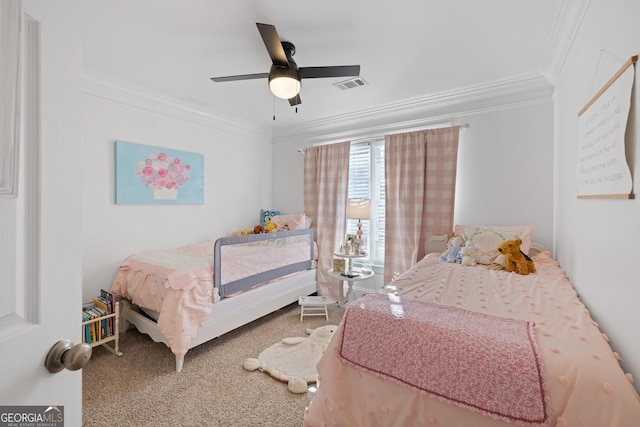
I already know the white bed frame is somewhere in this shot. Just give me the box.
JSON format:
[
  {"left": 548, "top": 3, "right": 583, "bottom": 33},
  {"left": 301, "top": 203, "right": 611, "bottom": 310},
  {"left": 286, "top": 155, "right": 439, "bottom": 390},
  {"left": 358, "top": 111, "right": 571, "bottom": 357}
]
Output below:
[{"left": 120, "top": 268, "right": 316, "bottom": 372}]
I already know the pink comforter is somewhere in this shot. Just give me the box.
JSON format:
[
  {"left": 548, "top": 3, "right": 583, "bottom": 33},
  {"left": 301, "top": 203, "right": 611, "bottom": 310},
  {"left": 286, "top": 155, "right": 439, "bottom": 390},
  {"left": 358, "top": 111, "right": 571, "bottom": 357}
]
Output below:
[
  {"left": 111, "top": 243, "right": 215, "bottom": 359},
  {"left": 304, "top": 252, "right": 640, "bottom": 427},
  {"left": 111, "top": 237, "right": 316, "bottom": 359}
]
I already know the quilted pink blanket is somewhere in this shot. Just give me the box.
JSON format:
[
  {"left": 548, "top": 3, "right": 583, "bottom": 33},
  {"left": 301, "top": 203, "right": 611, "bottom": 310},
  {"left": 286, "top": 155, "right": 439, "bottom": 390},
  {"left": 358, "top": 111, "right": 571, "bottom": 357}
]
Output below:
[{"left": 338, "top": 293, "right": 550, "bottom": 425}]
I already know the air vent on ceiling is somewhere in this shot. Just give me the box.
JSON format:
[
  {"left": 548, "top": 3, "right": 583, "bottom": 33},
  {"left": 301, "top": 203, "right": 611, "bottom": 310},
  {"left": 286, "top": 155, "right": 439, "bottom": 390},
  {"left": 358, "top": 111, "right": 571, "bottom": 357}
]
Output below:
[{"left": 333, "top": 77, "right": 368, "bottom": 91}]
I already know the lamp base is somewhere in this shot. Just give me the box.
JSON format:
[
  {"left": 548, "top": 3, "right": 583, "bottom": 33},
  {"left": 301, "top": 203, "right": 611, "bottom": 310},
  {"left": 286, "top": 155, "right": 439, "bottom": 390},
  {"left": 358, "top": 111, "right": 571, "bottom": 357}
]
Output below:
[{"left": 353, "top": 219, "right": 364, "bottom": 255}]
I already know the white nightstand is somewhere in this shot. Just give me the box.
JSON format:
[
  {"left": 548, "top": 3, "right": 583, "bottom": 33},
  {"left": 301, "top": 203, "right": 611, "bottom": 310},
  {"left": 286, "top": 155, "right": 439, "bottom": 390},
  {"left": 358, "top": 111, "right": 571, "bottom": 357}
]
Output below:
[{"left": 327, "top": 268, "right": 375, "bottom": 304}]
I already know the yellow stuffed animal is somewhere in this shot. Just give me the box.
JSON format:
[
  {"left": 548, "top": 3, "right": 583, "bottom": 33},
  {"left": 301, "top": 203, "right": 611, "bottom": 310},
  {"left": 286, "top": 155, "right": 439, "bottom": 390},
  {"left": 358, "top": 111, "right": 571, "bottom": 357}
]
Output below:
[
  {"left": 496, "top": 239, "right": 536, "bottom": 275},
  {"left": 265, "top": 219, "right": 277, "bottom": 232}
]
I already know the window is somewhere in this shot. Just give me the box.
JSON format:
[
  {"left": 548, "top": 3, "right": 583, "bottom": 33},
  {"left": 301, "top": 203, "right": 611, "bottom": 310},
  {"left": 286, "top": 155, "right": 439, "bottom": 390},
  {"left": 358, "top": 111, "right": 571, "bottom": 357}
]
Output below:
[{"left": 347, "top": 139, "right": 385, "bottom": 265}]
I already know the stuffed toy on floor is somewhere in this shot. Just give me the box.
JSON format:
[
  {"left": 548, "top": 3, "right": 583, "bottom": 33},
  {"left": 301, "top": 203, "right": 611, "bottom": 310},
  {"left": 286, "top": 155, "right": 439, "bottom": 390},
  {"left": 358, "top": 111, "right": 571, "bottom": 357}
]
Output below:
[{"left": 243, "top": 325, "right": 338, "bottom": 393}]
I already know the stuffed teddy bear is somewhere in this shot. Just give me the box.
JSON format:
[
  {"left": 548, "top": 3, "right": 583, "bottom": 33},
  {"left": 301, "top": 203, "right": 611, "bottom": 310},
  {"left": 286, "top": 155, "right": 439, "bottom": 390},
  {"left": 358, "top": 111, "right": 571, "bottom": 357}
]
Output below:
[
  {"left": 496, "top": 239, "right": 536, "bottom": 275},
  {"left": 243, "top": 325, "right": 338, "bottom": 393},
  {"left": 441, "top": 234, "right": 464, "bottom": 263},
  {"left": 460, "top": 242, "right": 476, "bottom": 266}
]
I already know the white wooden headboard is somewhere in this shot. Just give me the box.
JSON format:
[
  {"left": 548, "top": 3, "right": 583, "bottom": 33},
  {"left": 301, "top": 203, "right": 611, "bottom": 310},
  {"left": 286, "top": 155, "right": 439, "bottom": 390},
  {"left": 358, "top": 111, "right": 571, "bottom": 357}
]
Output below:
[{"left": 425, "top": 233, "right": 448, "bottom": 255}]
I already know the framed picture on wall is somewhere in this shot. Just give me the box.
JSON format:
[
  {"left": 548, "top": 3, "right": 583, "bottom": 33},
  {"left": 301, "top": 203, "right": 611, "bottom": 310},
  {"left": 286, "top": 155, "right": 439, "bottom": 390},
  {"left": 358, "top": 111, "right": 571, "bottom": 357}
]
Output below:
[{"left": 115, "top": 140, "right": 204, "bottom": 205}]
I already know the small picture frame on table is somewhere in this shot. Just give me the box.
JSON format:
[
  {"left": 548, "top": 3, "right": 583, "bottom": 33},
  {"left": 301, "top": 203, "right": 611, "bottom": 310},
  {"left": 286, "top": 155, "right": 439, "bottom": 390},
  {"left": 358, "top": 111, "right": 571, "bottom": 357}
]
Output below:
[{"left": 333, "top": 258, "right": 346, "bottom": 273}]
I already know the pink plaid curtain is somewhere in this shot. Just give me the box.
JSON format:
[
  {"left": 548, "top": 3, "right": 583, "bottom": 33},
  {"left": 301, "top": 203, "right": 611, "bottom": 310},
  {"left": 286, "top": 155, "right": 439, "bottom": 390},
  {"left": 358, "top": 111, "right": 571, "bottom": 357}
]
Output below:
[
  {"left": 304, "top": 142, "right": 350, "bottom": 300},
  {"left": 384, "top": 127, "right": 460, "bottom": 283}
]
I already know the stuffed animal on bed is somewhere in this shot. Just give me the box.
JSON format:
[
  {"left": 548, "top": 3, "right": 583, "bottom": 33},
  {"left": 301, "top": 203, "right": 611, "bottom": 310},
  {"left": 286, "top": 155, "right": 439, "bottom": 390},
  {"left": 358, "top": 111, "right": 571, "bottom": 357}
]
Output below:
[
  {"left": 496, "top": 238, "right": 536, "bottom": 275},
  {"left": 243, "top": 325, "right": 338, "bottom": 393},
  {"left": 440, "top": 234, "right": 464, "bottom": 263},
  {"left": 460, "top": 242, "right": 476, "bottom": 266},
  {"left": 265, "top": 219, "right": 277, "bottom": 232}
]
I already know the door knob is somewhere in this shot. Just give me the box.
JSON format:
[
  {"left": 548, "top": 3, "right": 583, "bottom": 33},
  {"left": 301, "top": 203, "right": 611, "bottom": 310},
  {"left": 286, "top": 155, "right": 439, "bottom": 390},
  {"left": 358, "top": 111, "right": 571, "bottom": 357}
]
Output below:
[{"left": 45, "top": 339, "right": 92, "bottom": 373}]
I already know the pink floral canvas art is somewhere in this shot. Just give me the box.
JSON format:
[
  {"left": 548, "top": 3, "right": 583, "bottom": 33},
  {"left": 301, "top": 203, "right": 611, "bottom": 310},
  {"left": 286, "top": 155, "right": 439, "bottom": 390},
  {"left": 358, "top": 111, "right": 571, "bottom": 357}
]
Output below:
[{"left": 115, "top": 140, "right": 204, "bottom": 204}]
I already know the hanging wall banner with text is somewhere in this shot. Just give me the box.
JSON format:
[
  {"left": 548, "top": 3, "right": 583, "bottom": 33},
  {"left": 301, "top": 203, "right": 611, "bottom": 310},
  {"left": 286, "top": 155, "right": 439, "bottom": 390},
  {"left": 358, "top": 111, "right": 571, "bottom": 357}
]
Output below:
[{"left": 577, "top": 60, "right": 634, "bottom": 198}]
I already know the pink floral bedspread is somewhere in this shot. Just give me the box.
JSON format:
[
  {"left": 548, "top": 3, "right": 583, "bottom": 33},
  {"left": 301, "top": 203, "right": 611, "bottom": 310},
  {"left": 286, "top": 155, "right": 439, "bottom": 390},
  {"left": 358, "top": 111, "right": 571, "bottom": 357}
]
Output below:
[
  {"left": 304, "top": 251, "right": 640, "bottom": 427},
  {"left": 338, "top": 294, "right": 549, "bottom": 425}
]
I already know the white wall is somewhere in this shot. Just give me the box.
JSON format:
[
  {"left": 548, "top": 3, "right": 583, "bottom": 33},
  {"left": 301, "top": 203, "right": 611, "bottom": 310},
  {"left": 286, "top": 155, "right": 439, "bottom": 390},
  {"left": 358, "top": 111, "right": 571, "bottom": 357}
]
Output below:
[
  {"left": 272, "top": 100, "right": 554, "bottom": 251},
  {"left": 554, "top": 0, "right": 640, "bottom": 388},
  {"left": 453, "top": 103, "right": 553, "bottom": 249},
  {"left": 81, "top": 79, "right": 274, "bottom": 302}
]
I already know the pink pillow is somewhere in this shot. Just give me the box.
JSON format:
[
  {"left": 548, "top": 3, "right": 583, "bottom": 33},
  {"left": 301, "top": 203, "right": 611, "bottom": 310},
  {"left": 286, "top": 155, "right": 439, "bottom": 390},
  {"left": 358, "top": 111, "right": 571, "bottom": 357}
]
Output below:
[
  {"left": 454, "top": 225, "right": 534, "bottom": 265},
  {"left": 271, "top": 213, "right": 307, "bottom": 230}
]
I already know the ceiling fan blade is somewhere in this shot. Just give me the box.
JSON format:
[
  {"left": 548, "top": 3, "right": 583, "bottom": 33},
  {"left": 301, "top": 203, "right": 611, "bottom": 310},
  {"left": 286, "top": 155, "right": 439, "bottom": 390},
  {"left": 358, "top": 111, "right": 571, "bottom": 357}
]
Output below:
[
  {"left": 256, "top": 23, "right": 289, "bottom": 68},
  {"left": 289, "top": 94, "right": 301, "bottom": 106},
  {"left": 299, "top": 65, "right": 360, "bottom": 79},
  {"left": 210, "top": 73, "right": 268, "bottom": 82}
]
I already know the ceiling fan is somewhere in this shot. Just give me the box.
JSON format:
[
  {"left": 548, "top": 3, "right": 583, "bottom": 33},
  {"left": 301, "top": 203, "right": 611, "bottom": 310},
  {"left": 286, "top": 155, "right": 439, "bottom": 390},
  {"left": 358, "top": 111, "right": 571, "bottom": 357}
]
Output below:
[{"left": 210, "top": 23, "right": 361, "bottom": 107}]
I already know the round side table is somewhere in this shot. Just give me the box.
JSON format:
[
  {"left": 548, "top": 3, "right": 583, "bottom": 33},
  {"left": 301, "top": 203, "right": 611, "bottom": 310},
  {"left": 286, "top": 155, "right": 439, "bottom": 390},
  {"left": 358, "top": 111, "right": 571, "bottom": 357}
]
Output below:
[{"left": 327, "top": 268, "right": 375, "bottom": 304}]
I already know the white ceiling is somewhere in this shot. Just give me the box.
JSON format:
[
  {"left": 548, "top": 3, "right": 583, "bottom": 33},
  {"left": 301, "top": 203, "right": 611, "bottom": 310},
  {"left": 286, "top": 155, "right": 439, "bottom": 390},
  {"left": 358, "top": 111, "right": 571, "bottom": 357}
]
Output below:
[{"left": 81, "top": 0, "right": 569, "bottom": 131}]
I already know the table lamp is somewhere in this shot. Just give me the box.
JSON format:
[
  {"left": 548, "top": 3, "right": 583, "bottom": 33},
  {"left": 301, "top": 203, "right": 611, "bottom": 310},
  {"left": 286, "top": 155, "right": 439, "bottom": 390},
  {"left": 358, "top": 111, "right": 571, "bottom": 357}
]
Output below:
[{"left": 347, "top": 198, "right": 371, "bottom": 255}]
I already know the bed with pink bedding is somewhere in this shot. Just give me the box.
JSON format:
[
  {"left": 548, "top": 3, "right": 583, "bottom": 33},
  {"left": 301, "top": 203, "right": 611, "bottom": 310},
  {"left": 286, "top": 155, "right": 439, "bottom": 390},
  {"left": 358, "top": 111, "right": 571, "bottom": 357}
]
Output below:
[
  {"left": 304, "top": 245, "right": 640, "bottom": 426},
  {"left": 111, "top": 228, "right": 316, "bottom": 372}
]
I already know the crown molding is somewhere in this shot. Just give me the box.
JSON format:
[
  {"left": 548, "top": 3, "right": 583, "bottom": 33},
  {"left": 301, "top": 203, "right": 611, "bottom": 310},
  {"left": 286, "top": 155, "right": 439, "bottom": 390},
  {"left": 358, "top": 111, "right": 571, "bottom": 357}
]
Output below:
[
  {"left": 82, "top": 68, "right": 273, "bottom": 143},
  {"left": 83, "top": 69, "right": 553, "bottom": 147},
  {"left": 539, "top": 0, "right": 597, "bottom": 85},
  {"left": 272, "top": 74, "right": 554, "bottom": 145}
]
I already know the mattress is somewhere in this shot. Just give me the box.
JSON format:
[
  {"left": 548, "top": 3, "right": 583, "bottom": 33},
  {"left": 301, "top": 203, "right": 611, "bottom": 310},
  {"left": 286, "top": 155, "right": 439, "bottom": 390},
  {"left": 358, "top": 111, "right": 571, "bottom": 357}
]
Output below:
[{"left": 303, "top": 250, "right": 640, "bottom": 426}]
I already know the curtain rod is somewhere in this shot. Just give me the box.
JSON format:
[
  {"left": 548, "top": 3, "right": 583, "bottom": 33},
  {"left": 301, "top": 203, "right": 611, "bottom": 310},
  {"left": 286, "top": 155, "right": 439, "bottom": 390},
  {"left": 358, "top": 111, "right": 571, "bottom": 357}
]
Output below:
[
  {"left": 359, "top": 122, "right": 470, "bottom": 141},
  {"left": 312, "top": 122, "right": 470, "bottom": 147}
]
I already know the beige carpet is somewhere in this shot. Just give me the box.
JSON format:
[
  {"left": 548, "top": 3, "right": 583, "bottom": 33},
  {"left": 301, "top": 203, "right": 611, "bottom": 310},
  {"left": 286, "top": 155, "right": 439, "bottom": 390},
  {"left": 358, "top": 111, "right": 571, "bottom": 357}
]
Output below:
[{"left": 82, "top": 301, "right": 345, "bottom": 427}]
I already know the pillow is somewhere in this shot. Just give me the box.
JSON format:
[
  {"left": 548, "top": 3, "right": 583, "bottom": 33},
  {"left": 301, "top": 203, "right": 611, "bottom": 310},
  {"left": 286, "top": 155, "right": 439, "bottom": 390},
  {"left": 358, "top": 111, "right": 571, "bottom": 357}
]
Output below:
[
  {"left": 271, "top": 213, "right": 307, "bottom": 230},
  {"left": 260, "top": 209, "right": 280, "bottom": 227},
  {"left": 454, "top": 225, "right": 534, "bottom": 265},
  {"left": 304, "top": 215, "right": 312, "bottom": 229}
]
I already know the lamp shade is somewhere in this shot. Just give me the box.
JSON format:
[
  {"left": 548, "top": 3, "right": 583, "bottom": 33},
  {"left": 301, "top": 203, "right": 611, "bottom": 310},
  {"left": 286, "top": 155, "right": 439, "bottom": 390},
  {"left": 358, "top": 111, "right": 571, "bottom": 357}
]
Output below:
[
  {"left": 269, "top": 76, "right": 300, "bottom": 99},
  {"left": 347, "top": 198, "right": 371, "bottom": 220},
  {"left": 268, "top": 67, "right": 301, "bottom": 99}
]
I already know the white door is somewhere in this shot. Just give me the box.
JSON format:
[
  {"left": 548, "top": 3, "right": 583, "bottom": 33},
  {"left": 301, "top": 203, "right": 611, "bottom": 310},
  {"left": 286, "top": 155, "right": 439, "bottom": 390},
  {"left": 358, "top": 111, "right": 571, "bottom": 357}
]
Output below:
[{"left": 0, "top": 1, "right": 83, "bottom": 425}]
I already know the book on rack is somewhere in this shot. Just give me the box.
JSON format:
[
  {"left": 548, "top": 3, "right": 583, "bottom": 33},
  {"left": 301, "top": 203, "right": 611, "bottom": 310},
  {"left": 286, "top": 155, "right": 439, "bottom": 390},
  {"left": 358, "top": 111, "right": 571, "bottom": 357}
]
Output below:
[
  {"left": 92, "top": 297, "right": 109, "bottom": 338},
  {"left": 100, "top": 288, "right": 116, "bottom": 308},
  {"left": 93, "top": 297, "right": 108, "bottom": 313},
  {"left": 100, "top": 289, "right": 116, "bottom": 334},
  {"left": 82, "top": 305, "right": 97, "bottom": 343},
  {"left": 82, "top": 311, "right": 91, "bottom": 343},
  {"left": 93, "top": 306, "right": 106, "bottom": 339}
]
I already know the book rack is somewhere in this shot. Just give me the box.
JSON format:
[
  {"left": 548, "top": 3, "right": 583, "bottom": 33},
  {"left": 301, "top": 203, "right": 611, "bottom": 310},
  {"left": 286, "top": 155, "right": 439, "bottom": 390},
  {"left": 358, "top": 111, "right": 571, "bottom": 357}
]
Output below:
[{"left": 82, "top": 299, "right": 123, "bottom": 357}]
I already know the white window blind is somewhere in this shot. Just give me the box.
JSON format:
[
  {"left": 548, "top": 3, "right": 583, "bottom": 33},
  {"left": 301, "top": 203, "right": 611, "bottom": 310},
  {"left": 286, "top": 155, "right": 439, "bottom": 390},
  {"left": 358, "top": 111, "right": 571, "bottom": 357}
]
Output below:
[{"left": 348, "top": 139, "right": 385, "bottom": 265}]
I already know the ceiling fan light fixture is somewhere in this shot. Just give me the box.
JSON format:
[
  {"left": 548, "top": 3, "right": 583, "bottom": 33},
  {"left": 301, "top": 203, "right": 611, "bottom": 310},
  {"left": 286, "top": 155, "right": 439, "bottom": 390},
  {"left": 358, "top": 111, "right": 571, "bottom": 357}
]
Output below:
[
  {"left": 211, "top": 23, "right": 361, "bottom": 109},
  {"left": 268, "top": 68, "right": 301, "bottom": 99}
]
